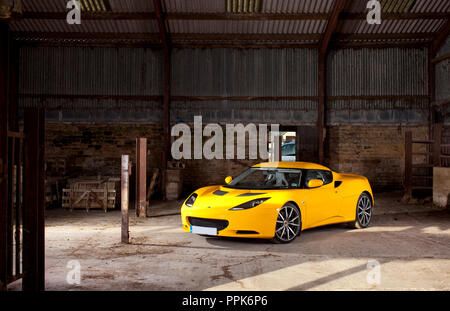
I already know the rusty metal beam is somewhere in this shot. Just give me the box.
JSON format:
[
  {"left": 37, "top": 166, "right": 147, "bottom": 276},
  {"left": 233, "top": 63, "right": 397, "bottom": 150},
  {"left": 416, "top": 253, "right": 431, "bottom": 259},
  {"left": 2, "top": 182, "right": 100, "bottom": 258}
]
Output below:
[
  {"left": 319, "top": 0, "right": 346, "bottom": 56},
  {"left": 153, "top": 0, "right": 171, "bottom": 200},
  {"left": 21, "top": 12, "right": 449, "bottom": 21},
  {"left": 428, "top": 45, "right": 436, "bottom": 139},
  {"left": 404, "top": 131, "right": 413, "bottom": 200},
  {"left": 121, "top": 155, "right": 130, "bottom": 244},
  {"left": 431, "top": 19, "right": 450, "bottom": 56},
  {"left": 13, "top": 32, "right": 436, "bottom": 43},
  {"left": 0, "top": 21, "right": 8, "bottom": 291},
  {"left": 317, "top": 0, "right": 346, "bottom": 165},
  {"left": 136, "top": 138, "right": 147, "bottom": 218}
]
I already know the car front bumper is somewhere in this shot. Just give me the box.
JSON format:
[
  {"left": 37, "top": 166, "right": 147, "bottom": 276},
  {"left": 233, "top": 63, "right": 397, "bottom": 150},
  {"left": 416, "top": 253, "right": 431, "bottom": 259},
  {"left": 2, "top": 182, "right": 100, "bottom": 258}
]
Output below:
[{"left": 181, "top": 204, "right": 279, "bottom": 239}]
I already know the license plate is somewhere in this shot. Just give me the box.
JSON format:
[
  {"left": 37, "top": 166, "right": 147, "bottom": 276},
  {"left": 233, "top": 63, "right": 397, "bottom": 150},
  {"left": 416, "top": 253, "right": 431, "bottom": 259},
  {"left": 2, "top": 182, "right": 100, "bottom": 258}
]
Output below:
[{"left": 190, "top": 225, "right": 217, "bottom": 236}]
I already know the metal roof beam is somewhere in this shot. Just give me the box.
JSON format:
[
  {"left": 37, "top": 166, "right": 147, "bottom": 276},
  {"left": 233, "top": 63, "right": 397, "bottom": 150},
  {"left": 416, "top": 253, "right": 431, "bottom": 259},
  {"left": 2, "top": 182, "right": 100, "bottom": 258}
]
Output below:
[
  {"left": 20, "top": 12, "right": 449, "bottom": 21},
  {"left": 12, "top": 32, "right": 437, "bottom": 43}
]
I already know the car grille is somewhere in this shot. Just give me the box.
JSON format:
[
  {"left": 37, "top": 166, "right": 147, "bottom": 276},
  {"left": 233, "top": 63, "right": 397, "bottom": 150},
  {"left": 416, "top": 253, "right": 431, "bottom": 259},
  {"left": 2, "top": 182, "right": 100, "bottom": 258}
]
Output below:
[{"left": 188, "top": 217, "right": 229, "bottom": 231}]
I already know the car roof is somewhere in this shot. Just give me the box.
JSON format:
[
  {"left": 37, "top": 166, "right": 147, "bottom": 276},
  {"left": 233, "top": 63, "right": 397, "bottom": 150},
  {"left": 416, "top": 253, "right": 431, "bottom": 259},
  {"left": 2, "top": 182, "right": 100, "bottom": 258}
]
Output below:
[{"left": 252, "top": 162, "right": 331, "bottom": 170}]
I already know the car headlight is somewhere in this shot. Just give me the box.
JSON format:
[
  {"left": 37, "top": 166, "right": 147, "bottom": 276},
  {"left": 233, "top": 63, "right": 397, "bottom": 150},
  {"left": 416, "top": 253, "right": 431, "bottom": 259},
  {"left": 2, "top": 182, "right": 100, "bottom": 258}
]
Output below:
[
  {"left": 185, "top": 193, "right": 198, "bottom": 207},
  {"left": 229, "top": 198, "right": 270, "bottom": 211}
]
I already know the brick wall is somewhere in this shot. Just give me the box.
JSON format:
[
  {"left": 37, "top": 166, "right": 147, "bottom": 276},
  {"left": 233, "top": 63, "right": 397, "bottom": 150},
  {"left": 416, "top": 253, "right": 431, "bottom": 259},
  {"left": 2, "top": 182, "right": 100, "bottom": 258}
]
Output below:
[
  {"left": 45, "top": 123, "right": 164, "bottom": 179},
  {"left": 325, "top": 126, "right": 429, "bottom": 191},
  {"left": 45, "top": 123, "right": 430, "bottom": 195}
]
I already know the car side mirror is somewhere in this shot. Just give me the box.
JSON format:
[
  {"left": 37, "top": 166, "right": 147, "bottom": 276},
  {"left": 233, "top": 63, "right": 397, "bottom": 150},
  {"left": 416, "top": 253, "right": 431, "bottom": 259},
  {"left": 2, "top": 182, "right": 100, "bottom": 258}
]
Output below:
[
  {"left": 225, "top": 176, "right": 233, "bottom": 184},
  {"left": 307, "top": 179, "right": 324, "bottom": 188}
]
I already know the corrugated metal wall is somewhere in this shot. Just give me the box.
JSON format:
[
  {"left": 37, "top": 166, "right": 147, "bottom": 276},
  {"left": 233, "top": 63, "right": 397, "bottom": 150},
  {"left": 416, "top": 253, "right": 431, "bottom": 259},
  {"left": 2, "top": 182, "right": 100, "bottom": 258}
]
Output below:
[
  {"left": 172, "top": 48, "right": 318, "bottom": 97},
  {"left": 19, "top": 46, "right": 163, "bottom": 95},
  {"left": 327, "top": 47, "right": 429, "bottom": 125},
  {"left": 435, "top": 37, "right": 450, "bottom": 126},
  {"left": 17, "top": 45, "right": 435, "bottom": 125},
  {"left": 171, "top": 48, "right": 317, "bottom": 124},
  {"left": 18, "top": 46, "right": 164, "bottom": 122}
]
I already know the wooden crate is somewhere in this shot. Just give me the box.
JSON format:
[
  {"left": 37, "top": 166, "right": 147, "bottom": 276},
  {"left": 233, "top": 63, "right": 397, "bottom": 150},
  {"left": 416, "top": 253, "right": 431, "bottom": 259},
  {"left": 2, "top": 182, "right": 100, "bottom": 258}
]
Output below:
[{"left": 62, "top": 178, "right": 118, "bottom": 212}]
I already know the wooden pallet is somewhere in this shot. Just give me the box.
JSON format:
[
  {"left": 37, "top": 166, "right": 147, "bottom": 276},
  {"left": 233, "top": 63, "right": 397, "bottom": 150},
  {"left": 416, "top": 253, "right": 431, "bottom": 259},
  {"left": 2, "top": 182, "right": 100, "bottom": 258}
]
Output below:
[{"left": 62, "top": 178, "right": 118, "bottom": 212}]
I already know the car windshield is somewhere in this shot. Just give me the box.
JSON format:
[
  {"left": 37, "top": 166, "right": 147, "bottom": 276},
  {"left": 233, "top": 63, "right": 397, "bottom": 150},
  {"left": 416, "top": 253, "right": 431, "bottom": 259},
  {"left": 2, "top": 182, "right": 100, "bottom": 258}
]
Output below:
[{"left": 225, "top": 167, "right": 302, "bottom": 190}]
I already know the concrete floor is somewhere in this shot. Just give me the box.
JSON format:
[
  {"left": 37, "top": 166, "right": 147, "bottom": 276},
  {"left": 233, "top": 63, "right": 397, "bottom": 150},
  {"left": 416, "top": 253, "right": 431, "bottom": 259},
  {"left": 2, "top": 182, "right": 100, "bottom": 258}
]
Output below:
[{"left": 9, "top": 191, "right": 450, "bottom": 291}]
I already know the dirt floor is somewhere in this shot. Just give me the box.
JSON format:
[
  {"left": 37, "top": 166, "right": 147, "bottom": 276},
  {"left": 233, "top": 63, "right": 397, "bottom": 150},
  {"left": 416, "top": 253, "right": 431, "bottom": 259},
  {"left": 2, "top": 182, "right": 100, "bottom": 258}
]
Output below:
[{"left": 8, "top": 191, "right": 450, "bottom": 291}]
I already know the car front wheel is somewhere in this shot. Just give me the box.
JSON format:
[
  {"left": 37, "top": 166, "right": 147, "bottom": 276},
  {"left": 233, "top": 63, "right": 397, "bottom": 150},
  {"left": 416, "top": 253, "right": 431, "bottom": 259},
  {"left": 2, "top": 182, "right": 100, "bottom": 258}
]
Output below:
[
  {"left": 272, "top": 203, "right": 302, "bottom": 243},
  {"left": 350, "top": 192, "right": 373, "bottom": 229}
]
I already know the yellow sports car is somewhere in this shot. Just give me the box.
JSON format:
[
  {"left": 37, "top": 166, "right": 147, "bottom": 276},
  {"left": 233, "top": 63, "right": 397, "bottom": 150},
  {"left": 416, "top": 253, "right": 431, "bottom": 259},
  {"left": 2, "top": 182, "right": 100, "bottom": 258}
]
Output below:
[{"left": 181, "top": 162, "right": 374, "bottom": 243}]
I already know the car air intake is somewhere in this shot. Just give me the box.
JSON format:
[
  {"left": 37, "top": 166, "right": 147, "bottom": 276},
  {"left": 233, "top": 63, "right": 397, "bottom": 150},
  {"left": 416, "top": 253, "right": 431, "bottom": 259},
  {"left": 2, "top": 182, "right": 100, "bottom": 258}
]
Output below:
[
  {"left": 236, "top": 231, "right": 259, "bottom": 235},
  {"left": 213, "top": 190, "right": 228, "bottom": 196},
  {"left": 237, "top": 193, "right": 266, "bottom": 197},
  {"left": 188, "top": 217, "right": 229, "bottom": 231}
]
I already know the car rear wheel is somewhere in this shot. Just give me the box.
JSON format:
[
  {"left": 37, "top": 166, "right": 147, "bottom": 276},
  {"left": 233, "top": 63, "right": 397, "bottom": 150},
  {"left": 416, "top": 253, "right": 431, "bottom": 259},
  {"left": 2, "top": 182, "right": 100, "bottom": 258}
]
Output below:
[
  {"left": 272, "top": 203, "right": 302, "bottom": 243},
  {"left": 350, "top": 192, "right": 372, "bottom": 229}
]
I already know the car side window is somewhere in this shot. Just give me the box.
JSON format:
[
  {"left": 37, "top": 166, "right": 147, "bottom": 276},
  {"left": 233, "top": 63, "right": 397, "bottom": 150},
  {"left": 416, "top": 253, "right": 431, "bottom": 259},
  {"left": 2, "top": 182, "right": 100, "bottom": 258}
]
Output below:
[{"left": 304, "top": 169, "right": 333, "bottom": 187}]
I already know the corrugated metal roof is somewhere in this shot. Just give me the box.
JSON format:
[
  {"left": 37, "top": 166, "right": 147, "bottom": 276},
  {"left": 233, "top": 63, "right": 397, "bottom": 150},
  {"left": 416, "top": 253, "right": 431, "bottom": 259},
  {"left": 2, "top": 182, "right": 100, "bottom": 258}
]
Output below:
[
  {"left": 165, "top": 0, "right": 225, "bottom": 13},
  {"left": 168, "top": 19, "right": 326, "bottom": 34},
  {"left": 343, "top": 0, "right": 450, "bottom": 14},
  {"left": 260, "top": 0, "right": 335, "bottom": 14},
  {"left": 10, "top": 19, "right": 159, "bottom": 33},
  {"left": 22, "top": 0, "right": 155, "bottom": 13},
  {"left": 164, "top": 0, "right": 336, "bottom": 14},
  {"left": 339, "top": 19, "right": 446, "bottom": 34},
  {"left": 13, "top": 0, "right": 450, "bottom": 45}
]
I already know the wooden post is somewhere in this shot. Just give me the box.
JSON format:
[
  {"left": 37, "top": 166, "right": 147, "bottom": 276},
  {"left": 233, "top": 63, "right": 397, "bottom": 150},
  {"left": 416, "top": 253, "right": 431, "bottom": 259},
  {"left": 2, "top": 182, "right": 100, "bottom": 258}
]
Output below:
[
  {"left": 23, "top": 108, "right": 45, "bottom": 291},
  {"left": 0, "top": 21, "right": 8, "bottom": 291},
  {"left": 136, "top": 138, "right": 147, "bottom": 217},
  {"left": 404, "top": 131, "right": 413, "bottom": 200},
  {"left": 121, "top": 155, "right": 130, "bottom": 244}
]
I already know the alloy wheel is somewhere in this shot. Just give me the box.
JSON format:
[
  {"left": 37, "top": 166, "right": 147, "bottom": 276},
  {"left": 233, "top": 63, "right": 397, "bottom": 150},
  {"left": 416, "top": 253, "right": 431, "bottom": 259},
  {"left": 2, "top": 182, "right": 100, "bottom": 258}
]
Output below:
[
  {"left": 357, "top": 194, "right": 372, "bottom": 227},
  {"left": 275, "top": 204, "right": 301, "bottom": 242}
]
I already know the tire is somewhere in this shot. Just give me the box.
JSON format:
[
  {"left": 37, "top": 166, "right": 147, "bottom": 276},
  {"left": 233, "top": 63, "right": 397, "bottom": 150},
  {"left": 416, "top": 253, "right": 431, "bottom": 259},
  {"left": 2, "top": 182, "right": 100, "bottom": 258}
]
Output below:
[
  {"left": 271, "top": 203, "right": 302, "bottom": 243},
  {"left": 349, "top": 192, "right": 373, "bottom": 229}
]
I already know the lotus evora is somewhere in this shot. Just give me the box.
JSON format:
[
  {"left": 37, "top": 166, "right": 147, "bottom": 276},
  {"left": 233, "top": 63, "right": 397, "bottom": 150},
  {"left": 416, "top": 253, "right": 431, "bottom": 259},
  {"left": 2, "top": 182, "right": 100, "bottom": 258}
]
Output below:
[{"left": 181, "top": 162, "right": 374, "bottom": 243}]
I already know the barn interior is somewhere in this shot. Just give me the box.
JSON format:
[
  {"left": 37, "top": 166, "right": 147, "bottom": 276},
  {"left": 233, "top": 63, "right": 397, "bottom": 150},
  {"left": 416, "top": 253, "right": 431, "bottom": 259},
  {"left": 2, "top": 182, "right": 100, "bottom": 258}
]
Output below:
[{"left": 0, "top": 0, "right": 449, "bottom": 291}]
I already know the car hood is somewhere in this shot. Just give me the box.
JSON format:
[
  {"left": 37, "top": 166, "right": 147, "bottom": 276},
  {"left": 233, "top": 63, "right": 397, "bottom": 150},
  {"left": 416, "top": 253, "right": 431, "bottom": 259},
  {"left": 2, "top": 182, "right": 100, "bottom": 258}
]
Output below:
[{"left": 191, "top": 185, "right": 274, "bottom": 209}]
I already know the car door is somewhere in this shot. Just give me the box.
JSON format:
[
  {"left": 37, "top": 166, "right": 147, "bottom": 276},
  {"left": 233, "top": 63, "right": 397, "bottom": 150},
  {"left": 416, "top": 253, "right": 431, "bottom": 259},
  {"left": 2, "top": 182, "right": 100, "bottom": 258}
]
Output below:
[{"left": 303, "top": 169, "right": 341, "bottom": 228}]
